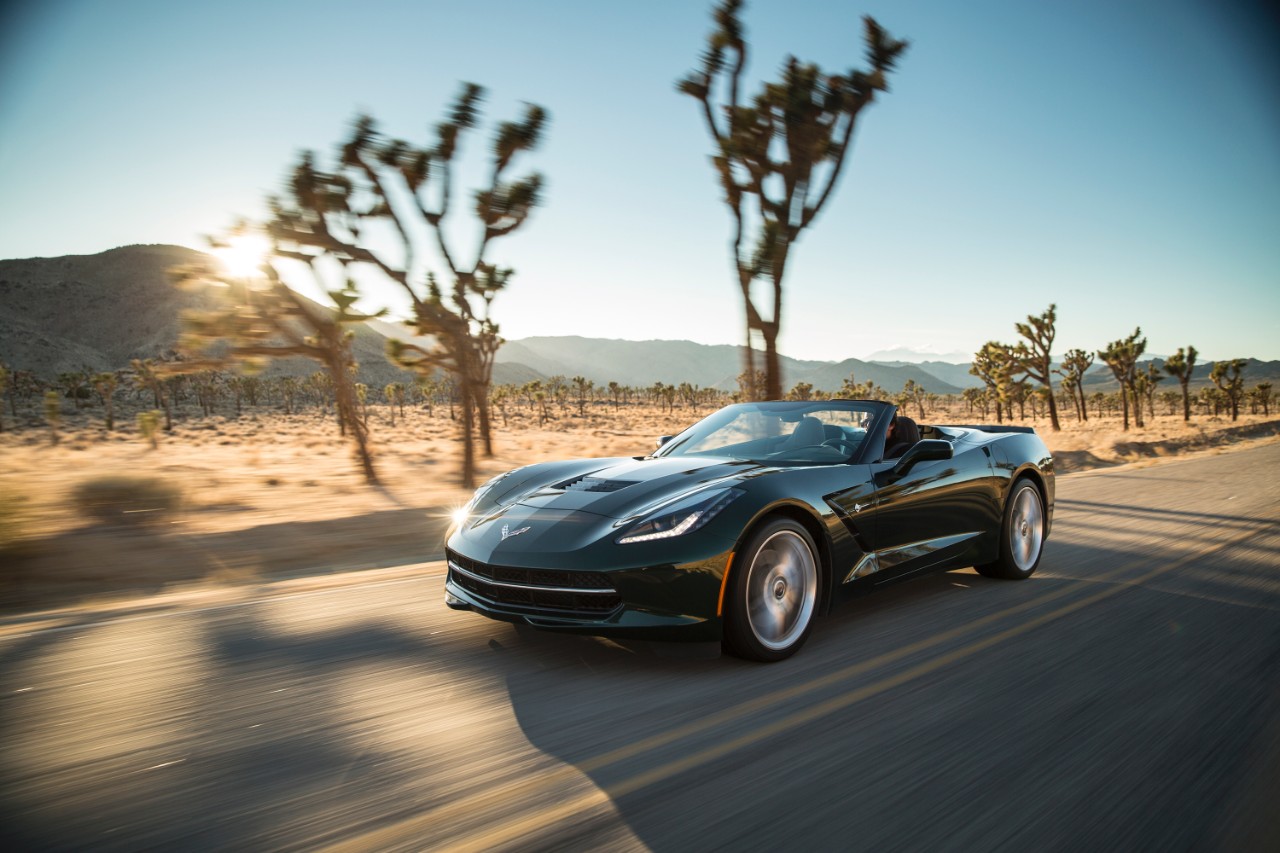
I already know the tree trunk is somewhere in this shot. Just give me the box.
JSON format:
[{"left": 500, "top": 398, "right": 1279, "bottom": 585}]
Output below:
[
  {"left": 741, "top": 320, "right": 757, "bottom": 401},
  {"left": 459, "top": 378, "right": 477, "bottom": 489},
  {"left": 331, "top": 362, "right": 377, "bottom": 485},
  {"left": 476, "top": 388, "right": 494, "bottom": 457},
  {"left": 1046, "top": 386, "right": 1061, "bottom": 431},
  {"left": 761, "top": 325, "right": 782, "bottom": 400}
]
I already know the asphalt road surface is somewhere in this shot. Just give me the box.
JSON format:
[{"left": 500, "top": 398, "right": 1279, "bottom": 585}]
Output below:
[{"left": 3, "top": 443, "right": 1278, "bottom": 852}]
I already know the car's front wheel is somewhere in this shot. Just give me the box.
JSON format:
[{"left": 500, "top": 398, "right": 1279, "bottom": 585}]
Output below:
[
  {"left": 977, "top": 478, "right": 1045, "bottom": 579},
  {"left": 723, "top": 518, "right": 819, "bottom": 662}
]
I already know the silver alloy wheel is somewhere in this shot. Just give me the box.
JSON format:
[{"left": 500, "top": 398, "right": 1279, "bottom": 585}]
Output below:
[
  {"left": 745, "top": 529, "right": 818, "bottom": 651},
  {"left": 1009, "top": 484, "right": 1044, "bottom": 572}
]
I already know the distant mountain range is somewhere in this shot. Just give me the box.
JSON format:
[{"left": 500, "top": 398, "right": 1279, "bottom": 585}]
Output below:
[
  {"left": 492, "top": 336, "right": 965, "bottom": 394},
  {"left": 862, "top": 346, "right": 974, "bottom": 364},
  {"left": 2, "top": 245, "right": 1276, "bottom": 395}
]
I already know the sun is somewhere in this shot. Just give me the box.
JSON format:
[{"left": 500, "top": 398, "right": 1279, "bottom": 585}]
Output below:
[{"left": 216, "top": 232, "right": 272, "bottom": 278}]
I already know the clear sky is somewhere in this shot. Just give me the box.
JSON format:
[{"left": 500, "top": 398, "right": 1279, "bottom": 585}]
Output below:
[{"left": 2, "top": 0, "right": 1277, "bottom": 363}]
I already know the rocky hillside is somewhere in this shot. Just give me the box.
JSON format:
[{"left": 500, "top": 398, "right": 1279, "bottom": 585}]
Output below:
[
  {"left": 0, "top": 245, "right": 529, "bottom": 386},
  {"left": 1, "top": 245, "right": 205, "bottom": 377}
]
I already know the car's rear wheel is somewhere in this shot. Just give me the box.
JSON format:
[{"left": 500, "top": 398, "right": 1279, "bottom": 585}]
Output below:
[
  {"left": 723, "top": 518, "right": 819, "bottom": 662},
  {"left": 977, "top": 478, "right": 1044, "bottom": 579}
]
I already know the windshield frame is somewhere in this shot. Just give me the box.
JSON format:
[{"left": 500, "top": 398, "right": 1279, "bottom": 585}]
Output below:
[{"left": 652, "top": 399, "right": 895, "bottom": 467}]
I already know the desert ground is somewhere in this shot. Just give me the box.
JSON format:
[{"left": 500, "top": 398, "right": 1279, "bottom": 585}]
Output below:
[{"left": 2, "top": 398, "right": 1277, "bottom": 613}]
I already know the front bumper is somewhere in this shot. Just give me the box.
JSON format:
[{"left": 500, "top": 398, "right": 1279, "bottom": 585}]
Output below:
[{"left": 443, "top": 547, "right": 732, "bottom": 642}]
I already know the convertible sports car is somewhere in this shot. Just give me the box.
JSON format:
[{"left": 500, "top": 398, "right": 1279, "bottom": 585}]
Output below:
[{"left": 445, "top": 399, "right": 1054, "bottom": 661}]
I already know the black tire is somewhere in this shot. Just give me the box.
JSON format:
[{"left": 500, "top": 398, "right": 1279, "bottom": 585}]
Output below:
[
  {"left": 723, "top": 518, "right": 820, "bottom": 662},
  {"left": 976, "top": 478, "right": 1045, "bottom": 579}
]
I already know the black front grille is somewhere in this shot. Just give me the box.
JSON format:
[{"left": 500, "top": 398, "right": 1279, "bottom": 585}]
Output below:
[{"left": 448, "top": 550, "right": 622, "bottom": 617}]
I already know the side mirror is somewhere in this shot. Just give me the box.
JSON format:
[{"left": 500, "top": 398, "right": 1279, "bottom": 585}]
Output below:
[
  {"left": 891, "top": 439, "right": 953, "bottom": 476},
  {"left": 656, "top": 435, "right": 674, "bottom": 448}
]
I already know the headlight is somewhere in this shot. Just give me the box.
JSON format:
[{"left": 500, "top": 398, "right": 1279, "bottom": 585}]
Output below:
[{"left": 617, "top": 487, "right": 744, "bottom": 544}]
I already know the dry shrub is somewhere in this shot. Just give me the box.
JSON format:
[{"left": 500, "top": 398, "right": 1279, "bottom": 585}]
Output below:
[
  {"left": 72, "top": 476, "right": 183, "bottom": 526},
  {"left": 0, "top": 487, "right": 31, "bottom": 552}
]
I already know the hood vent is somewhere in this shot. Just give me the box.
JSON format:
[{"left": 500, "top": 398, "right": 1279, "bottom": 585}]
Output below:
[{"left": 560, "top": 476, "right": 638, "bottom": 493}]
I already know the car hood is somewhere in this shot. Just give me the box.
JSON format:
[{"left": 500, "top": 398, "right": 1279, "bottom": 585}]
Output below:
[{"left": 508, "top": 455, "right": 765, "bottom": 520}]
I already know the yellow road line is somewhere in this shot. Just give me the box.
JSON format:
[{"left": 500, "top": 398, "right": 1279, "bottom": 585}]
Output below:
[
  {"left": 325, "top": 523, "right": 1266, "bottom": 852},
  {"left": 438, "top": 787, "right": 620, "bottom": 853}
]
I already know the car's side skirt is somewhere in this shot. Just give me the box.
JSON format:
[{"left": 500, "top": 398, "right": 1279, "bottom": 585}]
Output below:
[{"left": 842, "top": 531, "right": 983, "bottom": 584}]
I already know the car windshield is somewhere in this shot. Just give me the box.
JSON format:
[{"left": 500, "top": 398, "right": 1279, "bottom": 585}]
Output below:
[{"left": 654, "top": 401, "right": 886, "bottom": 465}]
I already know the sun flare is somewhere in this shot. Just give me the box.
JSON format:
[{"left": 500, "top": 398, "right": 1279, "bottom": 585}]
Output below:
[{"left": 216, "top": 232, "right": 271, "bottom": 278}]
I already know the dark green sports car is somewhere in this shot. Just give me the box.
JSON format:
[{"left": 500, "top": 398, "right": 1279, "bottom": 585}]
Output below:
[{"left": 445, "top": 399, "right": 1054, "bottom": 661}]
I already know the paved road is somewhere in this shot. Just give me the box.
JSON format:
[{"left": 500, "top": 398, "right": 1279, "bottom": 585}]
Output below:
[{"left": 3, "top": 443, "right": 1278, "bottom": 851}]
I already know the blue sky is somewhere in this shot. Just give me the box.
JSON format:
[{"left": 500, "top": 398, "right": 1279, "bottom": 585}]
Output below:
[{"left": 2, "top": 0, "right": 1277, "bottom": 362}]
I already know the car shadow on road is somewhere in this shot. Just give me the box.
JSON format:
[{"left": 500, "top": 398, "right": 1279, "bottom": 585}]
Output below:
[
  {"left": 497, "top": 532, "right": 1280, "bottom": 849},
  {"left": 0, "top": 506, "right": 449, "bottom": 613}
]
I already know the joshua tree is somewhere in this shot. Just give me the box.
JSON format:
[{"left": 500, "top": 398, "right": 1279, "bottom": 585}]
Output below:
[
  {"left": 130, "top": 359, "right": 174, "bottom": 431},
  {"left": 1009, "top": 305, "right": 1060, "bottom": 430},
  {"left": 679, "top": 1, "right": 907, "bottom": 399},
  {"left": 571, "top": 376, "right": 593, "bottom": 417},
  {"left": 190, "top": 370, "right": 223, "bottom": 418},
  {"left": 57, "top": 371, "right": 90, "bottom": 411},
  {"left": 607, "top": 381, "right": 623, "bottom": 410},
  {"left": 1251, "top": 382, "right": 1272, "bottom": 416},
  {"left": 678, "top": 382, "right": 702, "bottom": 409},
  {"left": 961, "top": 386, "right": 983, "bottom": 417},
  {"left": 173, "top": 242, "right": 383, "bottom": 484},
  {"left": 787, "top": 381, "right": 814, "bottom": 401},
  {"left": 1210, "top": 359, "right": 1247, "bottom": 421},
  {"left": 0, "top": 363, "right": 7, "bottom": 433},
  {"left": 1132, "top": 362, "right": 1163, "bottom": 423},
  {"left": 387, "top": 382, "right": 407, "bottom": 421},
  {"left": 490, "top": 384, "right": 512, "bottom": 427},
  {"left": 43, "top": 390, "right": 61, "bottom": 445},
  {"left": 535, "top": 389, "right": 550, "bottom": 426},
  {"left": 1054, "top": 348, "right": 1094, "bottom": 422},
  {"left": 91, "top": 372, "right": 119, "bottom": 431},
  {"left": 318, "top": 91, "right": 547, "bottom": 488},
  {"left": 736, "top": 369, "right": 766, "bottom": 402},
  {"left": 137, "top": 410, "right": 161, "bottom": 449},
  {"left": 971, "top": 342, "right": 1015, "bottom": 423},
  {"left": 307, "top": 371, "right": 336, "bottom": 417},
  {"left": 899, "top": 378, "right": 927, "bottom": 419},
  {"left": 279, "top": 376, "right": 300, "bottom": 415},
  {"left": 1098, "top": 328, "right": 1146, "bottom": 430},
  {"left": 1056, "top": 374, "right": 1079, "bottom": 422},
  {"left": 1162, "top": 345, "right": 1197, "bottom": 422},
  {"left": 1199, "top": 385, "right": 1225, "bottom": 417}
]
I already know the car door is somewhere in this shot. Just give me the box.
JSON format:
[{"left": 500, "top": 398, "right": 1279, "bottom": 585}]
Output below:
[{"left": 854, "top": 443, "right": 1000, "bottom": 583}]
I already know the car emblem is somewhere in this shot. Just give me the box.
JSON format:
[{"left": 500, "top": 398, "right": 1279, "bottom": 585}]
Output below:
[
  {"left": 501, "top": 524, "right": 531, "bottom": 540},
  {"left": 853, "top": 502, "right": 868, "bottom": 513}
]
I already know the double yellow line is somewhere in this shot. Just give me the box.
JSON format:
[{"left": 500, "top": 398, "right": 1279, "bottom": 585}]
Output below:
[{"left": 328, "top": 522, "right": 1266, "bottom": 852}]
